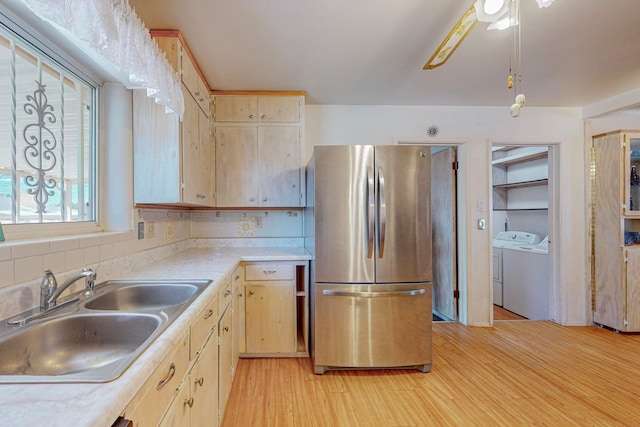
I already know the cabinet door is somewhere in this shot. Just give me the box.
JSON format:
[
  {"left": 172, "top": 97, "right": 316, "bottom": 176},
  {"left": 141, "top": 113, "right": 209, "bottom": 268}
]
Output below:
[
  {"left": 215, "top": 127, "right": 258, "bottom": 207},
  {"left": 232, "top": 267, "right": 244, "bottom": 364},
  {"left": 158, "top": 378, "right": 191, "bottom": 427},
  {"left": 625, "top": 249, "right": 640, "bottom": 330},
  {"left": 198, "top": 107, "right": 213, "bottom": 206},
  {"left": 214, "top": 96, "right": 257, "bottom": 122},
  {"left": 218, "top": 308, "right": 233, "bottom": 422},
  {"left": 257, "top": 126, "right": 301, "bottom": 207},
  {"left": 245, "top": 281, "right": 296, "bottom": 354},
  {"left": 181, "top": 88, "right": 200, "bottom": 205},
  {"left": 192, "top": 336, "right": 219, "bottom": 427},
  {"left": 258, "top": 96, "right": 300, "bottom": 123},
  {"left": 181, "top": 45, "right": 199, "bottom": 99},
  {"left": 624, "top": 133, "right": 640, "bottom": 216},
  {"left": 132, "top": 91, "right": 181, "bottom": 204}
]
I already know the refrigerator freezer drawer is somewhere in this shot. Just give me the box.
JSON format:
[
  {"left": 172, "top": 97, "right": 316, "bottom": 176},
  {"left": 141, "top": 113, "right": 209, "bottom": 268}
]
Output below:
[{"left": 313, "top": 283, "right": 432, "bottom": 374}]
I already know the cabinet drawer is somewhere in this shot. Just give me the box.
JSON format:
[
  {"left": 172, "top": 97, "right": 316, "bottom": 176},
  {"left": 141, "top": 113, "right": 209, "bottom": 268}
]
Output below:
[
  {"left": 124, "top": 334, "right": 189, "bottom": 427},
  {"left": 190, "top": 295, "right": 219, "bottom": 359},
  {"left": 218, "top": 279, "right": 232, "bottom": 315},
  {"left": 245, "top": 264, "right": 294, "bottom": 281}
]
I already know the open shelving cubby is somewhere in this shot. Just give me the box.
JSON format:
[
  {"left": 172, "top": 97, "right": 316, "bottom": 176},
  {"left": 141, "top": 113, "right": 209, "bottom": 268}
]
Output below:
[{"left": 492, "top": 146, "right": 549, "bottom": 211}]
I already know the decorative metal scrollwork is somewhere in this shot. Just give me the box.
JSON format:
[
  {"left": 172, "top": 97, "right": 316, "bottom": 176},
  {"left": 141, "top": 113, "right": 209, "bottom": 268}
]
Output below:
[{"left": 22, "top": 80, "right": 58, "bottom": 215}]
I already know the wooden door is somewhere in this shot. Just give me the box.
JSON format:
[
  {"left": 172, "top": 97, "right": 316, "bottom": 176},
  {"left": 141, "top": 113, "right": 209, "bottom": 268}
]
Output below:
[
  {"left": 245, "top": 281, "right": 296, "bottom": 354},
  {"left": 257, "top": 96, "right": 300, "bottom": 122},
  {"left": 431, "top": 148, "right": 458, "bottom": 320},
  {"left": 257, "top": 126, "right": 300, "bottom": 207},
  {"left": 215, "top": 126, "right": 258, "bottom": 207}
]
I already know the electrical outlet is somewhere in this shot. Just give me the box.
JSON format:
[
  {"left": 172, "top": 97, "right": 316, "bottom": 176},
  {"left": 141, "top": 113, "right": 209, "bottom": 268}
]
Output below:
[
  {"left": 137, "top": 222, "right": 145, "bottom": 240},
  {"left": 164, "top": 219, "right": 175, "bottom": 243},
  {"left": 147, "top": 222, "right": 155, "bottom": 239}
]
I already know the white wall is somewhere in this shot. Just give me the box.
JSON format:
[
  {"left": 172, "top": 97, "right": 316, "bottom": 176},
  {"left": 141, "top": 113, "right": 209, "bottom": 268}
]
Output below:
[{"left": 305, "top": 105, "right": 586, "bottom": 326}]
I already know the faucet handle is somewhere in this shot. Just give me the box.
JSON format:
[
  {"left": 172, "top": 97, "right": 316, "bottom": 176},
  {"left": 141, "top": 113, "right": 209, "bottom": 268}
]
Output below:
[{"left": 40, "top": 269, "right": 58, "bottom": 310}]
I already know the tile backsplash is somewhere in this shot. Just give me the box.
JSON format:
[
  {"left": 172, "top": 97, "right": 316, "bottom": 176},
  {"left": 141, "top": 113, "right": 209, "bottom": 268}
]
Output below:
[{"left": 0, "top": 208, "right": 304, "bottom": 319}]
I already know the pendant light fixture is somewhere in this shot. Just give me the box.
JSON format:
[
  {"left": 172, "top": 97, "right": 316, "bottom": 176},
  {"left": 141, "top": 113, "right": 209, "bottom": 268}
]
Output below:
[{"left": 507, "top": 0, "right": 525, "bottom": 117}]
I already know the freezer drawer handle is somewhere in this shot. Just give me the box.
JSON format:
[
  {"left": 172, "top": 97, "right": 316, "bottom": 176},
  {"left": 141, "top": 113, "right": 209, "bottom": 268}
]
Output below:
[{"left": 322, "top": 289, "right": 425, "bottom": 298}]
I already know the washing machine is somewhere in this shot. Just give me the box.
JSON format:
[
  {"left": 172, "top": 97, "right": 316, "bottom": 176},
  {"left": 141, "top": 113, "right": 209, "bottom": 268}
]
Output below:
[
  {"left": 492, "top": 231, "right": 542, "bottom": 306},
  {"left": 502, "top": 236, "right": 549, "bottom": 320}
]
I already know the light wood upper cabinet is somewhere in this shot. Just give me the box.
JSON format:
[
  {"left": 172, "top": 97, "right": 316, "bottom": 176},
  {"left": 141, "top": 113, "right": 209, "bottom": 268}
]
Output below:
[
  {"left": 214, "top": 95, "right": 300, "bottom": 123},
  {"left": 133, "top": 31, "right": 213, "bottom": 207},
  {"left": 215, "top": 127, "right": 259, "bottom": 207},
  {"left": 212, "top": 93, "right": 305, "bottom": 208}
]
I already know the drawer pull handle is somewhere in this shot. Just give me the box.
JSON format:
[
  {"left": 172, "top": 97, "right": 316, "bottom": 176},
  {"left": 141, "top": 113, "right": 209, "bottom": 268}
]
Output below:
[
  {"left": 225, "top": 290, "right": 231, "bottom": 297},
  {"left": 184, "top": 397, "right": 194, "bottom": 408},
  {"left": 262, "top": 270, "right": 277, "bottom": 274},
  {"left": 204, "top": 309, "right": 214, "bottom": 319},
  {"left": 195, "top": 377, "right": 204, "bottom": 386},
  {"left": 156, "top": 363, "right": 176, "bottom": 390}
]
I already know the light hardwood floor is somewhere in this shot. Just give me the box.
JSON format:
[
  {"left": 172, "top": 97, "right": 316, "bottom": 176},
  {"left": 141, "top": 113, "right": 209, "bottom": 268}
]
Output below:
[{"left": 222, "top": 322, "right": 640, "bottom": 426}]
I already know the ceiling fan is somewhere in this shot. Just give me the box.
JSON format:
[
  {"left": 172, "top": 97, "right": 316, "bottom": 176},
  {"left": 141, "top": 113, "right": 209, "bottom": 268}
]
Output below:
[{"left": 423, "top": 0, "right": 554, "bottom": 70}]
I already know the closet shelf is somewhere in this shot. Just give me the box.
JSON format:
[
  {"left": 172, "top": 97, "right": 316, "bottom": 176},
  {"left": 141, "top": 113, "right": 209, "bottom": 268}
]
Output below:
[
  {"left": 492, "top": 147, "right": 548, "bottom": 166},
  {"left": 493, "top": 179, "right": 548, "bottom": 190}
]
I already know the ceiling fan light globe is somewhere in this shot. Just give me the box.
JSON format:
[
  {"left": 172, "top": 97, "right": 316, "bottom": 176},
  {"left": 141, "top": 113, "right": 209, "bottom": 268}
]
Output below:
[
  {"left": 516, "top": 93, "right": 526, "bottom": 106},
  {"left": 484, "top": 0, "right": 505, "bottom": 15},
  {"left": 474, "top": 0, "right": 511, "bottom": 22},
  {"left": 510, "top": 103, "right": 521, "bottom": 117}
]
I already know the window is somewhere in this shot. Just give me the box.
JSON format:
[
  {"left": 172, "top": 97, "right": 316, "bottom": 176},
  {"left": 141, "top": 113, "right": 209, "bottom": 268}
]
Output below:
[{"left": 0, "top": 25, "right": 96, "bottom": 225}]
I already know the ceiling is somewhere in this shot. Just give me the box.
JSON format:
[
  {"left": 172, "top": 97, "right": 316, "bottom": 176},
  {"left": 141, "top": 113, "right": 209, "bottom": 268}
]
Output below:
[{"left": 126, "top": 0, "right": 640, "bottom": 108}]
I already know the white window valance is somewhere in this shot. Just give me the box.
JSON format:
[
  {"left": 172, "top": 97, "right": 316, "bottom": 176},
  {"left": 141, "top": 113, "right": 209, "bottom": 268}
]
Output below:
[{"left": 19, "top": 0, "right": 184, "bottom": 118}]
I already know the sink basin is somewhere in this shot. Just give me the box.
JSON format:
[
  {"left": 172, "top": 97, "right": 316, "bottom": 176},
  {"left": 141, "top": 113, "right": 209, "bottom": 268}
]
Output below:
[
  {"left": 0, "top": 313, "right": 160, "bottom": 378},
  {"left": 0, "top": 279, "right": 211, "bottom": 383},
  {"left": 85, "top": 283, "right": 199, "bottom": 311}
]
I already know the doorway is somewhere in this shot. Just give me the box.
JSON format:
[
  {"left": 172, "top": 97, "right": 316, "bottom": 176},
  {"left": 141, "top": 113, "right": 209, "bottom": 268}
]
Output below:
[{"left": 490, "top": 144, "right": 558, "bottom": 322}]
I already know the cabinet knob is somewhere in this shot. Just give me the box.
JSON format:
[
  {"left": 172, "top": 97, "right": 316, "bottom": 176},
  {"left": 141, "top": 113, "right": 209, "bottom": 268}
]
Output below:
[
  {"left": 249, "top": 197, "right": 255, "bottom": 202},
  {"left": 195, "top": 377, "right": 204, "bottom": 387},
  {"left": 249, "top": 114, "right": 255, "bottom": 118},
  {"left": 195, "top": 91, "right": 200, "bottom": 96},
  {"left": 225, "top": 289, "right": 231, "bottom": 297},
  {"left": 223, "top": 326, "right": 229, "bottom": 332},
  {"left": 261, "top": 114, "right": 267, "bottom": 119},
  {"left": 249, "top": 290, "right": 255, "bottom": 295},
  {"left": 184, "top": 397, "right": 194, "bottom": 408}
]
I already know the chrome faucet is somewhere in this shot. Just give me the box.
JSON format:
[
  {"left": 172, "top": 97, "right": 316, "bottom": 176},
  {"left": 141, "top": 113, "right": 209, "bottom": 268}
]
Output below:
[{"left": 40, "top": 267, "right": 97, "bottom": 310}]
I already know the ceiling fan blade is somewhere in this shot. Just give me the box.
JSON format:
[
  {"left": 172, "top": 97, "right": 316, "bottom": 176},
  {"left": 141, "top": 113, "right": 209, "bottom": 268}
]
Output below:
[{"left": 423, "top": 4, "right": 478, "bottom": 70}]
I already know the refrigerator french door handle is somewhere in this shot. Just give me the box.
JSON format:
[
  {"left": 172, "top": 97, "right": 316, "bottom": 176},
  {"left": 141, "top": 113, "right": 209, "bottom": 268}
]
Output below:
[
  {"left": 322, "top": 289, "right": 426, "bottom": 297},
  {"left": 378, "top": 167, "right": 386, "bottom": 258},
  {"left": 366, "top": 166, "right": 375, "bottom": 259}
]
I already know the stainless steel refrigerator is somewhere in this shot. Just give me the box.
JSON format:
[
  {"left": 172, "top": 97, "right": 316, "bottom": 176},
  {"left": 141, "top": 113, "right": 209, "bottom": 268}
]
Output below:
[{"left": 305, "top": 145, "right": 432, "bottom": 374}]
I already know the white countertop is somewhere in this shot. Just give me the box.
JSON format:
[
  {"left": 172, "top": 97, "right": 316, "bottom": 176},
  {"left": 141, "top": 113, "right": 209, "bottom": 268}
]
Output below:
[{"left": 0, "top": 247, "right": 310, "bottom": 427}]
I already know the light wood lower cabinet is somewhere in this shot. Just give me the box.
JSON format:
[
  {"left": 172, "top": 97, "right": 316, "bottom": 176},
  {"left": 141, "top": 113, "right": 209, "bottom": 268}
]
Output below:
[
  {"left": 123, "top": 282, "right": 232, "bottom": 427},
  {"left": 159, "top": 334, "right": 219, "bottom": 427},
  {"left": 243, "top": 261, "right": 309, "bottom": 356},
  {"left": 122, "top": 335, "right": 189, "bottom": 427}
]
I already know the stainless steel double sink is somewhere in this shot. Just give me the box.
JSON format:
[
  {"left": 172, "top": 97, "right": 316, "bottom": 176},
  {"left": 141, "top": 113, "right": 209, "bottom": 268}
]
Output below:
[{"left": 0, "top": 279, "right": 211, "bottom": 383}]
